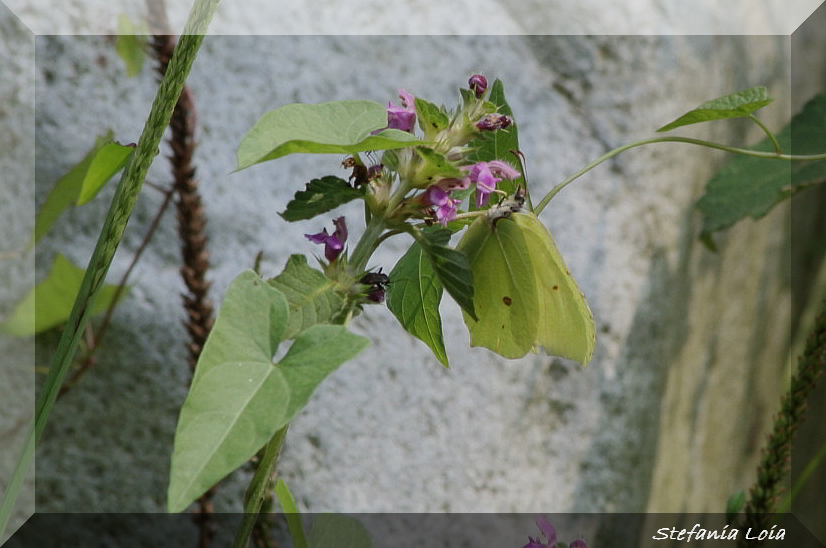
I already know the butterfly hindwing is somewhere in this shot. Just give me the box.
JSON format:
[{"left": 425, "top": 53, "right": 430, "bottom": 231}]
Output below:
[{"left": 513, "top": 212, "right": 596, "bottom": 365}]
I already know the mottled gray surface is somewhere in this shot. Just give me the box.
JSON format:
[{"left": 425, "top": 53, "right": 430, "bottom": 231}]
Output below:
[
  {"left": 0, "top": 2, "right": 35, "bottom": 542},
  {"left": 2, "top": 1, "right": 825, "bottom": 546}
]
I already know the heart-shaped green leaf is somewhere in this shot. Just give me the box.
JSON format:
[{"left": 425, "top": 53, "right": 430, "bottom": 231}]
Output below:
[
  {"left": 168, "top": 270, "right": 369, "bottom": 513},
  {"left": 268, "top": 255, "right": 347, "bottom": 339}
]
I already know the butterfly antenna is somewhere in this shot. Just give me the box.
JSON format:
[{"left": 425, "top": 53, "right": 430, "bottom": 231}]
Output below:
[{"left": 509, "top": 149, "right": 532, "bottom": 210}]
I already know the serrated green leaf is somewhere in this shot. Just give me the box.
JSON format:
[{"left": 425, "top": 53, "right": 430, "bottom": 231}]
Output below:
[
  {"left": 168, "top": 271, "right": 369, "bottom": 513},
  {"left": 0, "top": 254, "right": 127, "bottom": 337},
  {"left": 658, "top": 86, "right": 774, "bottom": 132},
  {"left": 466, "top": 79, "right": 524, "bottom": 203},
  {"left": 268, "top": 255, "right": 347, "bottom": 339},
  {"left": 280, "top": 176, "right": 365, "bottom": 222},
  {"left": 412, "top": 147, "right": 464, "bottom": 186},
  {"left": 309, "top": 514, "right": 372, "bottom": 548},
  {"left": 387, "top": 238, "right": 448, "bottom": 367},
  {"left": 418, "top": 230, "right": 477, "bottom": 321},
  {"left": 33, "top": 132, "right": 132, "bottom": 245},
  {"left": 276, "top": 479, "right": 309, "bottom": 548},
  {"left": 115, "top": 15, "right": 148, "bottom": 78},
  {"left": 697, "top": 92, "right": 826, "bottom": 242},
  {"left": 415, "top": 97, "right": 449, "bottom": 137},
  {"left": 237, "top": 101, "right": 425, "bottom": 170}
]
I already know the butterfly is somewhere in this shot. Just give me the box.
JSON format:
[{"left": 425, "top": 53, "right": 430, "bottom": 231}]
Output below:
[{"left": 456, "top": 193, "right": 596, "bottom": 365}]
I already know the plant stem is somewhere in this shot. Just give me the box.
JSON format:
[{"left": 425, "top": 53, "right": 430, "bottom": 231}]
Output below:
[
  {"left": 0, "top": 0, "right": 220, "bottom": 540},
  {"left": 348, "top": 213, "right": 387, "bottom": 273},
  {"left": 748, "top": 114, "right": 783, "bottom": 154},
  {"left": 533, "top": 135, "right": 826, "bottom": 215},
  {"left": 233, "top": 425, "right": 290, "bottom": 548}
]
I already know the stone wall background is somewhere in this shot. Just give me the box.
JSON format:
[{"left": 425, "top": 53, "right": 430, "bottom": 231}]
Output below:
[{"left": 2, "top": 0, "right": 825, "bottom": 546}]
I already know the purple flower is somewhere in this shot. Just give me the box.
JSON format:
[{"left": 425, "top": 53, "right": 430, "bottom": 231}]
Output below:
[
  {"left": 305, "top": 216, "right": 347, "bottom": 262},
  {"left": 465, "top": 160, "right": 521, "bottom": 208},
  {"left": 468, "top": 74, "right": 488, "bottom": 97},
  {"left": 476, "top": 113, "right": 513, "bottom": 131},
  {"left": 423, "top": 185, "right": 460, "bottom": 226},
  {"left": 537, "top": 517, "right": 557, "bottom": 545},
  {"left": 387, "top": 89, "right": 417, "bottom": 132},
  {"left": 569, "top": 540, "right": 588, "bottom": 548},
  {"left": 521, "top": 516, "right": 557, "bottom": 548}
]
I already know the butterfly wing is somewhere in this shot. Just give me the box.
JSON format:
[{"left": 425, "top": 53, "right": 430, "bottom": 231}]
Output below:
[
  {"left": 513, "top": 212, "right": 596, "bottom": 365},
  {"left": 458, "top": 215, "right": 539, "bottom": 359}
]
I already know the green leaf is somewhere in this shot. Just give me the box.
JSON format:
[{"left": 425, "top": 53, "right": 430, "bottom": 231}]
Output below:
[
  {"left": 268, "top": 255, "right": 347, "bottom": 339},
  {"left": 276, "top": 479, "right": 309, "bottom": 548},
  {"left": 725, "top": 490, "right": 746, "bottom": 524},
  {"left": 387, "top": 238, "right": 448, "bottom": 367},
  {"left": 33, "top": 132, "right": 133, "bottom": 244},
  {"left": 0, "top": 254, "right": 127, "bottom": 337},
  {"left": 168, "top": 271, "right": 369, "bottom": 513},
  {"left": 657, "top": 86, "right": 774, "bottom": 132},
  {"left": 115, "top": 15, "right": 148, "bottom": 78},
  {"left": 280, "top": 176, "right": 365, "bottom": 222},
  {"left": 697, "top": 92, "right": 826, "bottom": 243},
  {"left": 415, "top": 97, "right": 449, "bottom": 137},
  {"left": 417, "top": 230, "right": 477, "bottom": 321},
  {"left": 466, "top": 79, "right": 524, "bottom": 202},
  {"left": 236, "top": 100, "right": 425, "bottom": 170},
  {"left": 309, "top": 514, "right": 372, "bottom": 548},
  {"left": 412, "top": 147, "right": 464, "bottom": 186}
]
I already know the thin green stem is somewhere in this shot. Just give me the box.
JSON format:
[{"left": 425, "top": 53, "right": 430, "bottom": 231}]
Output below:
[
  {"left": 348, "top": 213, "right": 387, "bottom": 273},
  {"left": 534, "top": 136, "right": 826, "bottom": 215},
  {"left": 748, "top": 114, "right": 783, "bottom": 154},
  {"left": 0, "top": 0, "right": 220, "bottom": 540},
  {"left": 234, "top": 425, "right": 289, "bottom": 548}
]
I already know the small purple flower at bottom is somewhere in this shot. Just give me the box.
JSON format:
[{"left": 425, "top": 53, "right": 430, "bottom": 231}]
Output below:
[
  {"left": 521, "top": 516, "right": 557, "bottom": 548},
  {"left": 423, "top": 185, "right": 460, "bottom": 226},
  {"left": 305, "top": 216, "right": 347, "bottom": 262},
  {"left": 569, "top": 540, "right": 588, "bottom": 548},
  {"left": 387, "top": 89, "right": 417, "bottom": 132}
]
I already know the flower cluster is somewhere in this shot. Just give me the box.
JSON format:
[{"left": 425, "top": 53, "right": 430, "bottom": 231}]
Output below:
[
  {"left": 306, "top": 74, "right": 523, "bottom": 303},
  {"left": 383, "top": 75, "right": 521, "bottom": 225}
]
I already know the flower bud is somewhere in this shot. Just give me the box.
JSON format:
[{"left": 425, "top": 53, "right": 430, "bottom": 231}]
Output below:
[{"left": 468, "top": 74, "right": 488, "bottom": 97}]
